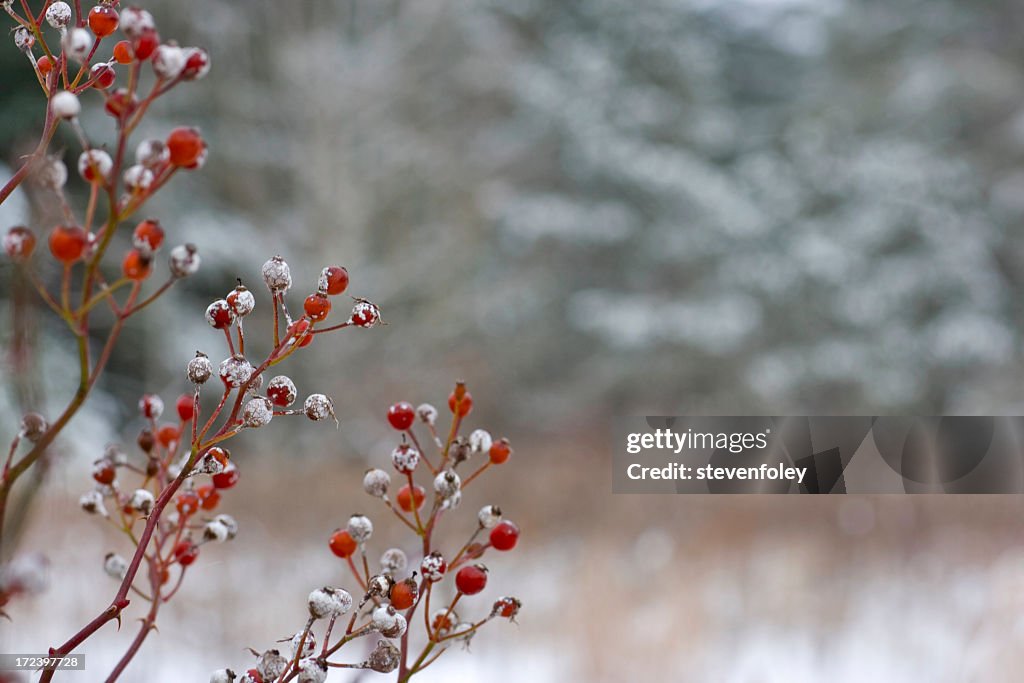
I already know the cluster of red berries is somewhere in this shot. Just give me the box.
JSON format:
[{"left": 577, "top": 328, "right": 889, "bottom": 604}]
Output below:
[{"left": 221, "top": 383, "right": 520, "bottom": 680}]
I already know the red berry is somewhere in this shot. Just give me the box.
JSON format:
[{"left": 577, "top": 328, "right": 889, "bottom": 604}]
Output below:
[
  {"left": 174, "top": 540, "right": 199, "bottom": 566},
  {"left": 4, "top": 226, "right": 36, "bottom": 262},
  {"left": 328, "top": 529, "right": 358, "bottom": 558},
  {"left": 319, "top": 266, "right": 349, "bottom": 296},
  {"left": 448, "top": 390, "right": 473, "bottom": 417},
  {"left": 489, "top": 438, "right": 512, "bottom": 465},
  {"left": 490, "top": 520, "right": 520, "bottom": 551},
  {"left": 390, "top": 580, "right": 417, "bottom": 610},
  {"left": 121, "top": 248, "right": 151, "bottom": 280},
  {"left": 48, "top": 225, "right": 87, "bottom": 264},
  {"left": 90, "top": 63, "right": 116, "bottom": 90},
  {"left": 92, "top": 460, "right": 116, "bottom": 485},
  {"left": 245, "top": 670, "right": 263, "bottom": 683},
  {"left": 132, "top": 28, "right": 159, "bottom": 60},
  {"left": 455, "top": 564, "right": 488, "bottom": 595},
  {"left": 205, "top": 299, "right": 234, "bottom": 329},
  {"left": 492, "top": 596, "right": 521, "bottom": 619},
  {"left": 303, "top": 293, "right": 331, "bottom": 322},
  {"left": 166, "top": 127, "right": 204, "bottom": 167},
  {"left": 105, "top": 88, "right": 137, "bottom": 117},
  {"left": 350, "top": 300, "right": 380, "bottom": 327},
  {"left": 37, "top": 55, "right": 54, "bottom": 76},
  {"left": 181, "top": 48, "right": 209, "bottom": 80},
  {"left": 175, "top": 393, "right": 194, "bottom": 421},
  {"left": 139, "top": 394, "right": 163, "bottom": 419},
  {"left": 112, "top": 40, "right": 133, "bottom": 64},
  {"left": 387, "top": 402, "right": 415, "bottom": 431},
  {"left": 132, "top": 219, "right": 164, "bottom": 252},
  {"left": 211, "top": 462, "right": 239, "bottom": 489},
  {"left": 196, "top": 484, "right": 220, "bottom": 511},
  {"left": 157, "top": 423, "right": 180, "bottom": 449},
  {"left": 266, "top": 375, "right": 297, "bottom": 408},
  {"left": 88, "top": 5, "right": 119, "bottom": 37},
  {"left": 206, "top": 446, "right": 230, "bottom": 469},
  {"left": 176, "top": 490, "right": 200, "bottom": 516},
  {"left": 396, "top": 484, "right": 425, "bottom": 512}
]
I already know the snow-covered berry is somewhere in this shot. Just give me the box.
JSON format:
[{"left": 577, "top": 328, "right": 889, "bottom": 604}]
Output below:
[
  {"left": 469, "top": 429, "right": 493, "bottom": 453},
  {"left": 433, "top": 469, "right": 461, "bottom": 498},
  {"left": 127, "top": 488, "right": 154, "bottom": 514},
  {"left": 103, "top": 552, "right": 128, "bottom": 579},
  {"left": 78, "top": 149, "right": 113, "bottom": 184},
  {"left": 379, "top": 548, "right": 407, "bottom": 574},
  {"left": 347, "top": 514, "right": 373, "bottom": 543},
  {"left": 416, "top": 403, "right": 437, "bottom": 426},
  {"left": 45, "top": 2, "right": 72, "bottom": 29},
  {"left": 350, "top": 299, "right": 381, "bottom": 328},
  {"left": 123, "top": 164, "right": 154, "bottom": 192},
  {"left": 52, "top": 91, "right": 81, "bottom": 120},
  {"left": 187, "top": 351, "right": 213, "bottom": 384},
  {"left": 420, "top": 552, "right": 447, "bottom": 582},
  {"left": 61, "top": 28, "right": 91, "bottom": 63},
  {"left": 478, "top": 504, "right": 502, "bottom": 529},
  {"left": 152, "top": 44, "right": 185, "bottom": 79},
  {"left": 243, "top": 397, "right": 273, "bottom": 428},
  {"left": 390, "top": 443, "right": 420, "bottom": 474},
  {"left": 363, "top": 469, "right": 391, "bottom": 498},
  {"left": 219, "top": 355, "right": 253, "bottom": 388},
  {"left": 365, "top": 640, "right": 401, "bottom": 674},
  {"left": 261, "top": 256, "right": 291, "bottom": 293},
  {"left": 136, "top": 139, "right": 169, "bottom": 168},
  {"left": 303, "top": 394, "right": 334, "bottom": 421},
  {"left": 308, "top": 586, "right": 353, "bottom": 619},
  {"left": 169, "top": 243, "right": 201, "bottom": 277},
  {"left": 79, "top": 490, "right": 107, "bottom": 516}
]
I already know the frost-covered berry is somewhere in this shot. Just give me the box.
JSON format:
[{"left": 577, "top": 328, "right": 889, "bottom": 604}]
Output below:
[
  {"left": 366, "top": 573, "right": 394, "bottom": 599},
  {"left": 491, "top": 596, "right": 522, "bottom": 619},
  {"left": 219, "top": 355, "right": 253, "bottom": 388},
  {"left": 123, "top": 164, "right": 154, "bottom": 192},
  {"left": 126, "top": 489, "right": 154, "bottom": 516},
  {"left": 136, "top": 139, "right": 169, "bottom": 168},
  {"left": 13, "top": 27, "right": 34, "bottom": 52},
  {"left": 441, "top": 490, "right": 462, "bottom": 511},
  {"left": 36, "top": 156, "right": 68, "bottom": 189},
  {"left": 296, "top": 658, "right": 327, "bottom": 683},
  {"left": 363, "top": 469, "right": 391, "bottom": 498},
  {"left": 452, "top": 622, "right": 476, "bottom": 646},
  {"left": 469, "top": 429, "right": 493, "bottom": 453},
  {"left": 350, "top": 299, "right": 381, "bottom": 328},
  {"left": 205, "top": 299, "right": 235, "bottom": 329},
  {"left": 420, "top": 552, "right": 447, "bottom": 582},
  {"left": 449, "top": 436, "right": 471, "bottom": 465},
  {"left": 203, "top": 519, "right": 230, "bottom": 543},
  {"left": 227, "top": 284, "right": 255, "bottom": 317},
  {"left": 169, "top": 243, "right": 201, "bottom": 277},
  {"left": 182, "top": 47, "right": 210, "bottom": 80},
  {"left": 288, "top": 631, "right": 316, "bottom": 659},
  {"left": 372, "top": 604, "right": 407, "bottom": 638},
  {"left": 478, "top": 504, "right": 502, "bottom": 529},
  {"left": 119, "top": 7, "right": 155, "bottom": 38},
  {"left": 187, "top": 351, "right": 213, "bottom": 384},
  {"left": 89, "top": 63, "right": 116, "bottom": 90},
  {"left": 62, "top": 28, "right": 92, "bottom": 63},
  {"left": 152, "top": 44, "right": 185, "bottom": 80},
  {"left": 434, "top": 469, "right": 461, "bottom": 499},
  {"left": 45, "top": 1, "right": 72, "bottom": 29},
  {"left": 266, "top": 375, "right": 297, "bottom": 408},
  {"left": 455, "top": 563, "right": 488, "bottom": 595},
  {"left": 103, "top": 552, "right": 128, "bottom": 579},
  {"left": 303, "top": 394, "right": 334, "bottom": 421},
  {"left": 308, "top": 586, "right": 353, "bottom": 619},
  {"left": 0, "top": 553, "right": 50, "bottom": 595},
  {"left": 390, "top": 443, "right": 420, "bottom": 474},
  {"left": 365, "top": 640, "right": 401, "bottom": 674},
  {"left": 347, "top": 514, "right": 373, "bottom": 543},
  {"left": 209, "top": 669, "right": 236, "bottom": 683},
  {"left": 261, "top": 256, "right": 291, "bottom": 293},
  {"left": 20, "top": 413, "right": 48, "bottom": 441},
  {"left": 139, "top": 393, "right": 164, "bottom": 420},
  {"left": 80, "top": 489, "right": 107, "bottom": 516},
  {"left": 255, "top": 650, "right": 287, "bottom": 681},
  {"left": 379, "top": 548, "right": 407, "bottom": 574},
  {"left": 52, "top": 91, "right": 81, "bottom": 120},
  {"left": 4, "top": 226, "right": 36, "bottom": 262},
  {"left": 416, "top": 403, "right": 437, "bottom": 426},
  {"left": 243, "top": 397, "right": 273, "bottom": 428},
  {"left": 78, "top": 149, "right": 113, "bottom": 184},
  {"left": 214, "top": 513, "right": 239, "bottom": 539}
]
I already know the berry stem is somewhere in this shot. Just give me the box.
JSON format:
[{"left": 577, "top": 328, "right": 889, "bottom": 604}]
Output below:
[
  {"left": 105, "top": 582, "right": 161, "bottom": 681},
  {"left": 382, "top": 497, "right": 418, "bottom": 533},
  {"left": 405, "top": 429, "right": 436, "bottom": 475},
  {"left": 460, "top": 461, "right": 491, "bottom": 489},
  {"left": 407, "top": 473, "right": 424, "bottom": 533}
]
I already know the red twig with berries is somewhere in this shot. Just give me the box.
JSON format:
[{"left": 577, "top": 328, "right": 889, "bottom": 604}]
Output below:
[
  {"left": 2, "top": 3, "right": 522, "bottom": 680},
  {"left": 213, "top": 387, "right": 521, "bottom": 683}
]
